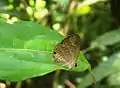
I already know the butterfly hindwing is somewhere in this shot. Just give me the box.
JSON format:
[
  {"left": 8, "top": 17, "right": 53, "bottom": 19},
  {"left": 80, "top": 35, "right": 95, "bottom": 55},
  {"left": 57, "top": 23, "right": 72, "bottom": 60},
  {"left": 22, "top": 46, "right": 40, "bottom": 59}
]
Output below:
[{"left": 52, "top": 34, "right": 81, "bottom": 68}]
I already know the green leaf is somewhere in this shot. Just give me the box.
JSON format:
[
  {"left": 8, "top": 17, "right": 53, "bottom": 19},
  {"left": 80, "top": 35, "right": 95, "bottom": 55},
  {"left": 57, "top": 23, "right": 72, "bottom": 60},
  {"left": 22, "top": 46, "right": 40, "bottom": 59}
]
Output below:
[
  {"left": 0, "top": 20, "right": 89, "bottom": 81},
  {"left": 107, "top": 71, "right": 120, "bottom": 86},
  {"left": 72, "top": 51, "right": 90, "bottom": 72},
  {"left": 77, "top": 51, "right": 120, "bottom": 88},
  {"left": 90, "top": 29, "right": 120, "bottom": 49}
]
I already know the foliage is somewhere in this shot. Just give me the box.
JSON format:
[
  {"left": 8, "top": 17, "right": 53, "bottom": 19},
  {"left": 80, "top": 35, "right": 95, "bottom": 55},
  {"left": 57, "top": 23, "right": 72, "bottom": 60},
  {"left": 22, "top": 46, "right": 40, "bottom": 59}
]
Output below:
[
  {"left": 0, "top": 0, "right": 120, "bottom": 88},
  {"left": 0, "top": 20, "right": 89, "bottom": 81}
]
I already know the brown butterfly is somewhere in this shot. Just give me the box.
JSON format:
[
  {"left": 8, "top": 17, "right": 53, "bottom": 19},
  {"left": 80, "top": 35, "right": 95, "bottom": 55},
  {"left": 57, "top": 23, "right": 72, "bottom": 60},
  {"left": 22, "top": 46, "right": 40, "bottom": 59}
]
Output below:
[{"left": 52, "top": 34, "right": 81, "bottom": 68}]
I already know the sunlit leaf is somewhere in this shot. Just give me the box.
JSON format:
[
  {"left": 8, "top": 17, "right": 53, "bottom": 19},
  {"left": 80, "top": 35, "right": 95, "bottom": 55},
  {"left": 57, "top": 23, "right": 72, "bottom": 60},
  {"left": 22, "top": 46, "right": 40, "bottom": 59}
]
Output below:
[{"left": 0, "top": 20, "right": 89, "bottom": 81}]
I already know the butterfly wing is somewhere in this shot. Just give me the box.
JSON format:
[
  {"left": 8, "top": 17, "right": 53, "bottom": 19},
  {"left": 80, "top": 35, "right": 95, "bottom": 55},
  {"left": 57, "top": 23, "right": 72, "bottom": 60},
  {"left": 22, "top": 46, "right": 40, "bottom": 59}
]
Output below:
[{"left": 52, "top": 34, "right": 81, "bottom": 68}]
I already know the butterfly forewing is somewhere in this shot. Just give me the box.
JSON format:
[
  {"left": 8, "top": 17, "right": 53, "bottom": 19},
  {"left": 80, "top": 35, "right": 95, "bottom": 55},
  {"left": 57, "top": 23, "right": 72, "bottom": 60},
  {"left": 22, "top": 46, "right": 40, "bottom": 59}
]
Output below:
[{"left": 52, "top": 34, "right": 81, "bottom": 68}]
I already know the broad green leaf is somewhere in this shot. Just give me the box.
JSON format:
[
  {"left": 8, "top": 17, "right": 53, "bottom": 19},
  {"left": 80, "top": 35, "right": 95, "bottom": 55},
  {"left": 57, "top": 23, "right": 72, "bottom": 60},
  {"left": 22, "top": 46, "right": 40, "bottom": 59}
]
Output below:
[
  {"left": 90, "top": 29, "right": 120, "bottom": 49},
  {"left": 0, "top": 20, "right": 89, "bottom": 81},
  {"left": 71, "top": 51, "right": 90, "bottom": 72},
  {"left": 107, "top": 71, "right": 120, "bottom": 86},
  {"left": 77, "top": 52, "right": 120, "bottom": 88}
]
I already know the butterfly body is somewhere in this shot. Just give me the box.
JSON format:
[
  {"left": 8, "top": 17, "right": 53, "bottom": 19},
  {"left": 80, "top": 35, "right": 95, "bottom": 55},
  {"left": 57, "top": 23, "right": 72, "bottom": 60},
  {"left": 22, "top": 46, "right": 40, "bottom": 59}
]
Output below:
[{"left": 52, "top": 34, "right": 81, "bottom": 68}]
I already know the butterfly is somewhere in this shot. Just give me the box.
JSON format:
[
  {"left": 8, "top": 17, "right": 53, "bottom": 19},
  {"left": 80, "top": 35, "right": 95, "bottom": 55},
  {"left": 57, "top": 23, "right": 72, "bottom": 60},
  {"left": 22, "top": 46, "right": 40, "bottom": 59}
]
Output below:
[{"left": 52, "top": 34, "right": 81, "bottom": 68}]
